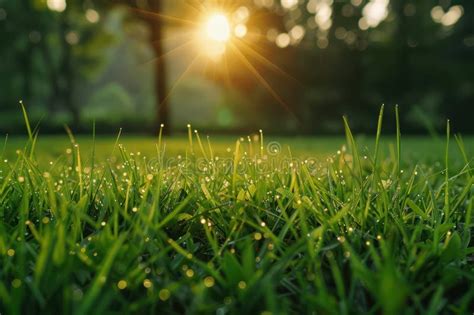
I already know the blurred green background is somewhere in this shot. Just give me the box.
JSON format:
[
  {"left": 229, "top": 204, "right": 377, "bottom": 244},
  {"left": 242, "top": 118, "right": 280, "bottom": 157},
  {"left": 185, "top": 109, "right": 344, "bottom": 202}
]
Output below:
[{"left": 0, "top": 0, "right": 473, "bottom": 135}]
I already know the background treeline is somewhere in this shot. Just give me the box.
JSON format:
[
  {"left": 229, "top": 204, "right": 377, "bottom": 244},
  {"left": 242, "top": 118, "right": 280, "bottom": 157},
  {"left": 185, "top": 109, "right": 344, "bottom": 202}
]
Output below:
[{"left": 0, "top": 0, "right": 473, "bottom": 134}]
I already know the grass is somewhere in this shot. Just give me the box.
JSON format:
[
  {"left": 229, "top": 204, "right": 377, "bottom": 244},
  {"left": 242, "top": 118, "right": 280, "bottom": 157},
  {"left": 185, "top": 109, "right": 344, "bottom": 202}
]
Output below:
[
  {"left": 0, "top": 107, "right": 473, "bottom": 314},
  {"left": 4, "top": 134, "right": 473, "bottom": 166}
]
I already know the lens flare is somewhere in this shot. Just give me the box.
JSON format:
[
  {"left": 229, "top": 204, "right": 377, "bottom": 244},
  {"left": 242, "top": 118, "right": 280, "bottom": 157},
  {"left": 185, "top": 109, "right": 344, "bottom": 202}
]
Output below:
[{"left": 205, "top": 14, "right": 231, "bottom": 42}]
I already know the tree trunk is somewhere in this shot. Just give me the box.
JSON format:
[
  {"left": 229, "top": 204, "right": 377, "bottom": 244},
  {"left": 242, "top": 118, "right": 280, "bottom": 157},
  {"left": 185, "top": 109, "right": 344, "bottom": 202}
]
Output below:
[
  {"left": 21, "top": 0, "right": 33, "bottom": 104},
  {"left": 148, "top": 0, "right": 170, "bottom": 134},
  {"left": 59, "top": 7, "right": 79, "bottom": 128},
  {"left": 394, "top": 0, "right": 410, "bottom": 104}
]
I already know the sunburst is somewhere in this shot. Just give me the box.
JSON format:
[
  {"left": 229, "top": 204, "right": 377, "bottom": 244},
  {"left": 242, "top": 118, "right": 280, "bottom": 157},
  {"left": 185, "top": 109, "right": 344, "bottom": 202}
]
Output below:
[{"left": 125, "top": 0, "right": 299, "bottom": 122}]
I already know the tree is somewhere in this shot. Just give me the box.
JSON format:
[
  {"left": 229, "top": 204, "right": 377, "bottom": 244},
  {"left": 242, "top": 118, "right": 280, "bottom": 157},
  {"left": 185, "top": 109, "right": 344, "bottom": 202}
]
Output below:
[
  {"left": 111, "top": 0, "right": 169, "bottom": 133},
  {"left": 147, "top": 0, "right": 169, "bottom": 134},
  {"left": 0, "top": 0, "right": 114, "bottom": 128},
  {"left": 200, "top": 0, "right": 473, "bottom": 133}
]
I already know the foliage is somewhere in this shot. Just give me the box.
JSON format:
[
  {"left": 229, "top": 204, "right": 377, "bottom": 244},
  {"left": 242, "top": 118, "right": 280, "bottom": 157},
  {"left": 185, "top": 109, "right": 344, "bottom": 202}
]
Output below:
[
  {"left": 207, "top": 0, "right": 474, "bottom": 133},
  {"left": 0, "top": 107, "right": 473, "bottom": 314},
  {"left": 2, "top": 0, "right": 474, "bottom": 133},
  {"left": 0, "top": 0, "right": 118, "bottom": 125}
]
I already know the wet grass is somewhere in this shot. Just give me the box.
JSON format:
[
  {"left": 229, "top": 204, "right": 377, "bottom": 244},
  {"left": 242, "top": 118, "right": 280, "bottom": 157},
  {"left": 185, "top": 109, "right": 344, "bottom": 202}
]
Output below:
[{"left": 0, "top": 106, "right": 473, "bottom": 314}]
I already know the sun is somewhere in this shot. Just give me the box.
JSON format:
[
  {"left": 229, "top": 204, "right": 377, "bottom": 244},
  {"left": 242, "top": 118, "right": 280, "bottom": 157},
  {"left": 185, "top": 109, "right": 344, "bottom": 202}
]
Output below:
[{"left": 205, "top": 13, "right": 231, "bottom": 42}]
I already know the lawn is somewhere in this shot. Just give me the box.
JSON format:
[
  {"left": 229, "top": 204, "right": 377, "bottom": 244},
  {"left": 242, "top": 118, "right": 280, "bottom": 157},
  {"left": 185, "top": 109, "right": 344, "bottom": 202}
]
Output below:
[
  {"left": 4, "top": 133, "right": 473, "bottom": 164},
  {"left": 0, "top": 111, "right": 473, "bottom": 314}
]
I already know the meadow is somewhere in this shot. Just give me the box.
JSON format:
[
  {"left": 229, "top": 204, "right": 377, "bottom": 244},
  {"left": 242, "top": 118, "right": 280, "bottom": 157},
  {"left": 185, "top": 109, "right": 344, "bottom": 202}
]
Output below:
[{"left": 0, "top": 107, "right": 473, "bottom": 314}]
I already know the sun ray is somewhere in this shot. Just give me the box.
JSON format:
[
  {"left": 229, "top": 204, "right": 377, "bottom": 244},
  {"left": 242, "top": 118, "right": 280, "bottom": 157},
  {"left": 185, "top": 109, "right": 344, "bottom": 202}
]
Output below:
[
  {"left": 182, "top": 0, "right": 206, "bottom": 14},
  {"left": 194, "top": 0, "right": 241, "bottom": 18},
  {"left": 222, "top": 50, "right": 233, "bottom": 90},
  {"left": 150, "top": 30, "right": 195, "bottom": 46},
  {"left": 200, "top": 55, "right": 211, "bottom": 79},
  {"left": 242, "top": 9, "right": 277, "bottom": 25},
  {"left": 185, "top": 0, "right": 214, "bottom": 15},
  {"left": 127, "top": 6, "right": 199, "bottom": 27},
  {"left": 139, "top": 38, "right": 198, "bottom": 68},
  {"left": 121, "top": 1, "right": 301, "bottom": 125},
  {"left": 228, "top": 42, "right": 300, "bottom": 122},
  {"left": 234, "top": 38, "right": 301, "bottom": 86},
  {"left": 157, "top": 53, "right": 203, "bottom": 113}
]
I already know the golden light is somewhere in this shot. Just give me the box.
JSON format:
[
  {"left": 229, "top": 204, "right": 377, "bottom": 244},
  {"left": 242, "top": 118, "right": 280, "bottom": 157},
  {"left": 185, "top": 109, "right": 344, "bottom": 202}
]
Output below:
[
  {"left": 234, "top": 24, "right": 247, "bottom": 38},
  {"left": 205, "top": 13, "right": 231, "bottom": 42},
  {"left": 276, "top": 33, "right": 290, "bottom": 48},
  {"left": 128, "top": 2, "right": 297, "bottom": 122}
]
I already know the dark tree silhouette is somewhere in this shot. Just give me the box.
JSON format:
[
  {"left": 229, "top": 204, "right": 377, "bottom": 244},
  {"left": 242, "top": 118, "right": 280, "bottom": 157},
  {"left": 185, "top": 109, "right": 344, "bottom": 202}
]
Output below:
[
  {"left": 122, "top": 0, "right": 170, "bottom": 134},
  {"left": 148, "top": 0, "right": 169, "bottom": 134}
]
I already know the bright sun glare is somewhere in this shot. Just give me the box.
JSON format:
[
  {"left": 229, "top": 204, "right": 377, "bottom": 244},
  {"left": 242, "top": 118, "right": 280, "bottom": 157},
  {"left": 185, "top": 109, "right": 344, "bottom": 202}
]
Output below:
[{"left": 205, "top": 13, "right": 231, "bottom": 42}]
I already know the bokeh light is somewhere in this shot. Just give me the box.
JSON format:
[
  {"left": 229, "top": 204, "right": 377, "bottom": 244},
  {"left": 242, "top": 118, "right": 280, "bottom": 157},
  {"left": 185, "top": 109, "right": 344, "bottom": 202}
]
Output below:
[
  {"left": 276, "top": 33, "right": 290, "bottom": 48},
  {"left": 47, "top": 0, "right": 66, "bottom": 12},
  {"left": 361, "top": 0, "right": 389, "bottom": 28},
  {"left": 234, "top": 24, "right": 248, "bottom": 38},
  {"left": 431, "top": 5, "right": 464, "bottom": 26},
  {"left": 281, "top": 0, "right": 298, "bottom": 10},
  {"left": 85, "top": 9, "right": 100, "bottom": 24}
]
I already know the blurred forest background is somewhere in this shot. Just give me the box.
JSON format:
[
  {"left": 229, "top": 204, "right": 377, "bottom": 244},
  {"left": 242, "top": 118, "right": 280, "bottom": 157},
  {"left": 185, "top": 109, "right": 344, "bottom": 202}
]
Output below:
[{"left": 0, "top": 0, "right": 473, "bottom": 134}]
